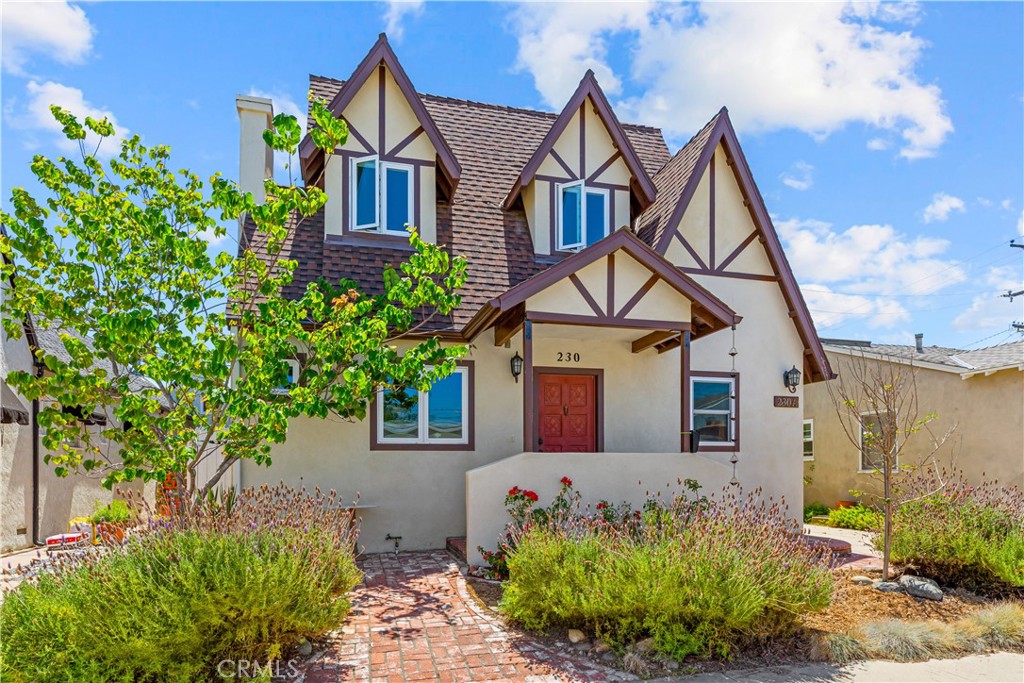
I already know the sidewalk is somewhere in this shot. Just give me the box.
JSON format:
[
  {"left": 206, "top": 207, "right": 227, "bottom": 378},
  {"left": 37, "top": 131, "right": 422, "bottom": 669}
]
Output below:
[{"left": 669, "top": 652, "right": 1024, "bottom": 683}]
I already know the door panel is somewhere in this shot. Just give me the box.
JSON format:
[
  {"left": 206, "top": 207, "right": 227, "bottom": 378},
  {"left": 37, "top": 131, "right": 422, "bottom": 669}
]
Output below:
[{"left": 537, "top": 374, "right": 597, "bottom": 452}]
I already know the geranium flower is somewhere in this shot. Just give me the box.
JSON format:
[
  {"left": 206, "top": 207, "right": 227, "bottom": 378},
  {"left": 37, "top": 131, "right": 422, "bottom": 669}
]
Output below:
[
  {"left": 596, "top": 502, "right": 607, "bottom": 510},
  {"left": 524, "top": 490, "right": 539, "bottom": 502},
  {"left": 561, "top": 476, "right": 573, "bottom": 487},
  {"left": 508, "top": 486, "right": 520, "bottom": 496}
]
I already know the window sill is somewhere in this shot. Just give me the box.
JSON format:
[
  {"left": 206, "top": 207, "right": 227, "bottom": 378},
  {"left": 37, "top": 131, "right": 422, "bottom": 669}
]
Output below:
[
  {"left": 370, "top": 442, "right": 474, "bottom": 452},
  {"left": 803, "top": 456, "right": 815, "bottom": 462},
  {"left": 325, "top": 233, "right": 415, "bottom": 250}
]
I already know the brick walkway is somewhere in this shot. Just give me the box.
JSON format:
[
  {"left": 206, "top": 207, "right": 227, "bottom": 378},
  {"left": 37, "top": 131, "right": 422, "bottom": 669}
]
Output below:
[{"left": 302, "top": 551, "right": 633, "bottom": 683}]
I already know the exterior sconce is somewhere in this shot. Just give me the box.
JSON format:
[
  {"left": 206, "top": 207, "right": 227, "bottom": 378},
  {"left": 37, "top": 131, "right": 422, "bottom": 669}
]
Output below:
[
  {"left": 784, "top": 365, "right": 801, "bottom": 393},
  {"left": 510, "top": 352, "right": 524, "bottom": 383}
]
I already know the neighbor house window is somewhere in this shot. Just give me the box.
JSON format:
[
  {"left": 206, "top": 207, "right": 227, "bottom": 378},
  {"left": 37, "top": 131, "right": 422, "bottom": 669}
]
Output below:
[
  {"left": 859, "top": 411, "right": 896, "bottom": 472},
  {"left": 350, "top": 155, "right": 413, "bottom": 234},
  {"left": 802, "top": 419, "right": 814, "bottom": 460},
  {"left": 375, "top": 365, "right": 471, "bottom": 447},
  {"left": 690, "top": 374, "right": 737, "bottom": 448},
  {"left": 556, "top": 181, "right": 608, "bottom": 251}
]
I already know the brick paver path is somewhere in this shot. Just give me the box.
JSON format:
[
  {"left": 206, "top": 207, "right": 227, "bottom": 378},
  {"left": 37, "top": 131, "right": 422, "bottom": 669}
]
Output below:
[{"left": 302, "top": 551, "right": 633, "bottom": 683}]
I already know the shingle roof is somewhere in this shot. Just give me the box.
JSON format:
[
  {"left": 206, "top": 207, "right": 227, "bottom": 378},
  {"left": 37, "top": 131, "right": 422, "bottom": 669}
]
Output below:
[
  {"left": 636, "top": 110, "right": 724, "bottom": 249},
  {"left": 252, "top": 75, "right": 671, "bottom": 331},
  {"left": 822, "top": 338, "right": 1024, "bottom": 375}
]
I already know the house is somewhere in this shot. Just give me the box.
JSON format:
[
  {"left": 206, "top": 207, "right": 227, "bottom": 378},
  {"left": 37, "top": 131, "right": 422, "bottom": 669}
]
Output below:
[
  {"left": 233, "top": 34, "right": 832, "bottom": 562},
  {"left": 803, "top": 336, "right": 1024, "bottom": 508},
  {"left": 2, "top": 243, "right": 150, "bottom": 551}
]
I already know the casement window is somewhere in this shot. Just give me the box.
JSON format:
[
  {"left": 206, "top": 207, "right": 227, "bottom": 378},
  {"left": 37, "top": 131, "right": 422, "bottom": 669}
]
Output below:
[
  {"left": 270, "top": 359, "right": 301, "bottom": 397},
  {"left": 690, "top": 374, "right": 737, "bottom": 448},
  {"left": 350, "top": 155, "right": 413, "bottom": 234},
  {"left": 375, "top": 365, "right": 472, "bottom": 447},
  {"left": 802, "top": 419, "right": 814, "bottom": 460},
  {"left": 859, "top": 411, "right": 896, "bottom": 472},
  {"left": 556, "top": 181, "right": 609, "bottom": 251}
]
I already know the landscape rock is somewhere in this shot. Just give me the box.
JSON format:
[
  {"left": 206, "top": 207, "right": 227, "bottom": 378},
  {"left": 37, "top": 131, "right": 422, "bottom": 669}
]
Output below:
[
  {"left": 851, "top": 575, "right": 874, "bottom": 586},
  {"left": 601, "top": 652, "right": 617, "bottom": 663},
  {"left": 665, "top": 660, "right": 680, "bottom": 671},
  {"left": 593, "top": 640, "right": 612, "bottom": 653},
  {"left": 899, "top": 574, "right": 944, "bottom": 601},
  {"left": 297, "top": 639, "right": 313, "bottom": 656},
  {"left": 568, "top": 628, "right": 587, "bottom": 644},
  {"left": 873, "top": 580, "right": 904, "bottom": 593}
]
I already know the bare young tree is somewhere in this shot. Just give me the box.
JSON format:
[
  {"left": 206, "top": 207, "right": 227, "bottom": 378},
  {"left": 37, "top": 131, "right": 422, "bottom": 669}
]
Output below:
[{"left": 827, "top": 351, "right": 958, "bottom": 580}]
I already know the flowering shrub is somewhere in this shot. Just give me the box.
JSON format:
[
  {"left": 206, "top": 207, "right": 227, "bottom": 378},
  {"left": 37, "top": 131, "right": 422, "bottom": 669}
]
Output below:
[
  {"left": 827, "top": 504, "right": 881, "bottom": 531},
  {"left": 886, "top": 471, "right": 1024, "bottom": 588},
  {"left": 0, "top": 484, "right": 361, "bottom": 683},
  {"left": 498, "top": 483, "right": 833, "bottom": 661}
]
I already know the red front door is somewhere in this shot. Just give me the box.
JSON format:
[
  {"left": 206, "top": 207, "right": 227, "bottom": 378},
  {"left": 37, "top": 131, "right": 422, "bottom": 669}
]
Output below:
[{"left": 537, "top": 374, "right": 597, "bottom": 452}]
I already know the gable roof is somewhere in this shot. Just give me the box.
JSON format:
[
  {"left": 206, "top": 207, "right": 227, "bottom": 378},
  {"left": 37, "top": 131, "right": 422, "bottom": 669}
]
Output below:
[
  {"left": 504, "top": 71, "right": 658, "bottom": 212},
  {"left": 463, "top": 229, "right": 739, "bottom": 341},
  {"left": 823, "top": 338, "right": 1024, "bottom": 379},
  {"left": 298, "top": 33, "right": 461, "bottom": 193},
  {"left": 243, "top": 76, "right": 670, "bottom": 333},
  {"left": 636, "top": 108, "right": 833, "bottom": 383}
]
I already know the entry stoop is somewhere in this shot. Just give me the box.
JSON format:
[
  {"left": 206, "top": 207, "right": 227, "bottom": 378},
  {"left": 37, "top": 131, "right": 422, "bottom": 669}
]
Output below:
[{"left": 446, "top": 536, "right": 467, "bottom": 562}]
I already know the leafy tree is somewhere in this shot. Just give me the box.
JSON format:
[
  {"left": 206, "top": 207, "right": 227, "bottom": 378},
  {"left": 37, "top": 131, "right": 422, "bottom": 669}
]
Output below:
[
  {"left": 0, "top": 102, "right": 467, "bottom": 499},
  {"left": 827, "top": 352, "right": 958, "bottom": 580}
]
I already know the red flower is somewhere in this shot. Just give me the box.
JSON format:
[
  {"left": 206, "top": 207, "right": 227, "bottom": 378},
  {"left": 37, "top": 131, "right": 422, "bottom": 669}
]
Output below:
[
  {"left": 596, "top": 502, "right": 607, "bottom": 510},
  {"left": 508, "top": 486, "right": 520, "bottom": 497},
  {"left": 561, "top": 476, "right": 573, "bottom": 487},
  {"left": 524, "top": 490, "right": 539, "bottom": 502}
]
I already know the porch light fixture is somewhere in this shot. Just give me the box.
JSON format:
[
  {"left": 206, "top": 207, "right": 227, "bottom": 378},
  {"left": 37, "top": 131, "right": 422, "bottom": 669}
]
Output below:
[
  {"left": 510, "top": 352, "right": 524, "bottom": 383},
  {"left": 784, "top": 365, "right": 801, "bottom": 393}
]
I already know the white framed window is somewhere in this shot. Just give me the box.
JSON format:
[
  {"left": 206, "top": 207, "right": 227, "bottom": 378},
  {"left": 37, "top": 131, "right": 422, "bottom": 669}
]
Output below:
[
  {"left": 350, "top": 155, "right": 413, "bottom": 235},
  {"left": 690, "top": 376, "right": 736, "bottom": 446},
  {"left": 802, "top": 419, "right": 814, "bottom": 460},
  {"left": 376, "top": 366, "right": 469, "bottom": 446},
  {"left": 270, "top": 359, "right": 300, "bottom": 396},
  {"left": 556, "top": 180, "right": 609, "bottom": 251},
  {"left": 859, "top": 411, "right": 897, "bottom": 472}
]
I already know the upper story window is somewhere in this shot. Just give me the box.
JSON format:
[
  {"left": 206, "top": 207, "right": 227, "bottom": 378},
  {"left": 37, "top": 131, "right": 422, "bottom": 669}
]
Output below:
[
  {"left": 351, "top": 155, "right": 413, "bottom": 234},
  {"left": 556, "top": 181, "right": 609, "bottom": 251}
]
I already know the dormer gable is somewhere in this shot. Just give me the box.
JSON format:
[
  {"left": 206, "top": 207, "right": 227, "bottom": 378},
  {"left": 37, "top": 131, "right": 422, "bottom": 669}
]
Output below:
[
  {"left": 298, "top": 34, "right": 460, "bottom": 244},
  {"left": 506, "top": 72, "right": 658, "bottom": 256}
]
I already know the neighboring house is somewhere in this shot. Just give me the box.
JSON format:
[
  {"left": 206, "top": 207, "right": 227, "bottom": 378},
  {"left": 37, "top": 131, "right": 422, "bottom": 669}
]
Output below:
[
  {"left": 2, "top": 247, "right": 151, "bottom": 551},
  {"left": 803, "top": 336, "right": 1024, "bottom": 508},
  {"left": 233, "top": 34, "right": 832, "bottom": 562}
]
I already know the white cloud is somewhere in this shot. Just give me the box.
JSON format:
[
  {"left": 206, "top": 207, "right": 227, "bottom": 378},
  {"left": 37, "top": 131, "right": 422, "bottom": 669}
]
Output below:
[
  {"left": 382, "top": 0, "right": 424, "bottom": 42},
  {"left": 247, "top": 89, "right": 305, "bottom": 182},
  {"left": 953, "top": 266, "right": 1023, "bottom": 331},
  {"left": 20, "top": 81, "right": 127, "bottom": 157},
  {"left": 922, "top": 192, "right": 966, "bottom": 223},
  {"left": 800, "top": 284, "right": 909, "bottom": 329},
  {"left": 1001, "top": 199, "right": 1013, "bottom": 211},
  {"left": 2, "top": 1, "right": 94, "bottom": 75},
  {"left": 866, "top": 137, "right": 891, "bottom": 151},
  {"left": 977, "top": 197, "right": 993, "bottom": 208},
  {"left": 507, "top": 1, "right": 952, "bottom": 159},
  {"left": 780, "top": 161, "right": 814, "bottom": 191}
]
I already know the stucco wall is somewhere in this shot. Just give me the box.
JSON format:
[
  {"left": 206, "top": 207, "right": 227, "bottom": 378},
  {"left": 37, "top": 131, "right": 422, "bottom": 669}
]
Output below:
[
  {"left": 804, "top": 353, "right": 1024, "bottom": 506},
  {"left": 466, "top": 451, "right": 733, "bottom": 565}
]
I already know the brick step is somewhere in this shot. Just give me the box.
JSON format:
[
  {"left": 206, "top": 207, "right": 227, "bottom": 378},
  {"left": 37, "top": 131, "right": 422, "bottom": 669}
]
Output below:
[
  {"left": 446, "top": 536, "right": 467, "bottom": 562},
  {"left": 804, "top": 534, "right": 852, "bottom": 555}
]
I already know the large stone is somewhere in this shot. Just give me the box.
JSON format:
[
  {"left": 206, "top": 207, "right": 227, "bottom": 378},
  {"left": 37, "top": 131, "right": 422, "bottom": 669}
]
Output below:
[
  {"left": 873, "top": 580, "right": 904, "bottom": 593},
  {"left": 851, "top": 575, "right": 874, "bottom": 585},
  {"left": 899, "top": 574, "right": 944, "bottom": 601},
  {"left": 568, "top": 628, "right": 587, "bottom": 644}
]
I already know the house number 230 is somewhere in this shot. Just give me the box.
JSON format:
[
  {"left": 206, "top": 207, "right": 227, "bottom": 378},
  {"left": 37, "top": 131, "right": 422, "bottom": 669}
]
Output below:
[{"left": 556, "top": 352, "right": 581, "bottom": 362}]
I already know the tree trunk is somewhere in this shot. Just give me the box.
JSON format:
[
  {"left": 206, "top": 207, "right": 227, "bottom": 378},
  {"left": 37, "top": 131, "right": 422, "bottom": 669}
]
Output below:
[{"left": 882, "top": 469, "right": 892, "bottom": 581}]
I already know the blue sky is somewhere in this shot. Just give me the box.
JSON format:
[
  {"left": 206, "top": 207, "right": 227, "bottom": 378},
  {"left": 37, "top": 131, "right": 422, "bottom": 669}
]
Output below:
[{"left": 3, "top": 1, "right": 1022, "bottom": 349}]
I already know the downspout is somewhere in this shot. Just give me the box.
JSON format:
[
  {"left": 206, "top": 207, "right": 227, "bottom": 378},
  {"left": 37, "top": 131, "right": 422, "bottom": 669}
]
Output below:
[{"left": 31, "top": 397, "right": 40, "bottom": 545}]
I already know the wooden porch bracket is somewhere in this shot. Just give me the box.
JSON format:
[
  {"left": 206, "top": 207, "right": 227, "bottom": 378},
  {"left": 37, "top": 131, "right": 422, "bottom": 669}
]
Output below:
[{"left": 631, "top": 330, "right": 677, "bottom": 354}]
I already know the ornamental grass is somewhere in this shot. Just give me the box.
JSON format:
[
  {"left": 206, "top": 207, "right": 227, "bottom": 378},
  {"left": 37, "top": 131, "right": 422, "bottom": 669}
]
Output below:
[
  {"left": 0, "top": 483, "right": 361, "bottom": 683},
  {"left": 498, "top": 481, "right": 834, "bottom": 661}
]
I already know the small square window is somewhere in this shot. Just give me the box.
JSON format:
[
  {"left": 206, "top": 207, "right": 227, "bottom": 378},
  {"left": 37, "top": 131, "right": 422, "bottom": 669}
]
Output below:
[
  {"left": 270, "top": 359, "right": 300, "bottom": 396},
  {"left": 350, "top": 156, "right": 414, "bottom": 235},
  {"left": 691, "top": 376, "right": 737, "bottom": 446},
  {"left": 376, "top": 366, "right": 471, "bottom": 447},
  {"left": 802, "top": 419, "right": 814, "bottom": 460}
]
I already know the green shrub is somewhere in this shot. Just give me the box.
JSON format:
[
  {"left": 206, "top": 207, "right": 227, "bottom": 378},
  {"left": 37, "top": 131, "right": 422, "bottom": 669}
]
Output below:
[
  {"left": 885, "top": 472, "right": 1024, "bottom": 588},
  {"left": 827, "top": 504, "right": 881, "bottom": 531},
  {"left": 91, "top": 498, "right": 135, "bottom": 525},
  {"left": 1, "top": 484, "right": 361, "bottom": 683},
  {"left": 804, "top": 502, "right": 829, "bottom": 522},
  {"left": 498, "top": 484, "right": 833, "bottom": 661}
]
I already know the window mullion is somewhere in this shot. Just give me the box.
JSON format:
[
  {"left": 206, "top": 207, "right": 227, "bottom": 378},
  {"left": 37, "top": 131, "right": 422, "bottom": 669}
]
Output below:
[{"left": 419, "top": 388, "right": 429, "bottom": 444}]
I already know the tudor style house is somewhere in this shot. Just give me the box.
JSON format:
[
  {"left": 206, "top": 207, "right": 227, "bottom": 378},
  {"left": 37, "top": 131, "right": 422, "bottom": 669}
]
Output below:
[{"left": 232, "top": 35, "right": 832, "bottom": 561}]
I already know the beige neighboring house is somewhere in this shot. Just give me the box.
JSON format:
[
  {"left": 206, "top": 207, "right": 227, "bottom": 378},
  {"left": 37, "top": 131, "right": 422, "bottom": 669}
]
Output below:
[
  {"left": 229, "top": 34, "right": 834, "bottom": 563},
  {"left": 803, "top": 336, "right": 1024, "bottom": 508}
]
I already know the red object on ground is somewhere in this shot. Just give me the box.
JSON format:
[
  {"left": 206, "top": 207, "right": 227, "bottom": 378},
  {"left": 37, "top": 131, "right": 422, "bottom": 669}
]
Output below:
[{"left": 835, "top": 500, "right": 857, "bottom": 508}]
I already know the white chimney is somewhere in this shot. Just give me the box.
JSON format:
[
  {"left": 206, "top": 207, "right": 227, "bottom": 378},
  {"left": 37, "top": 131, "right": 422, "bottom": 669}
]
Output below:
[{"left": 236, "top": 94, "right": 274, "bottom": 203}]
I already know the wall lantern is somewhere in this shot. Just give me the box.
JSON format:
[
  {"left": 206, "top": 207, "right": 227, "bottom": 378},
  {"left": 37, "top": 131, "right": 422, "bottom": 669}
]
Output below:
[
  {"left": 510, "top": 352, "right": 524, "bottom": 383},
  {"left": 784, "top": 365, "right": 801, "bottom": 393}
]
